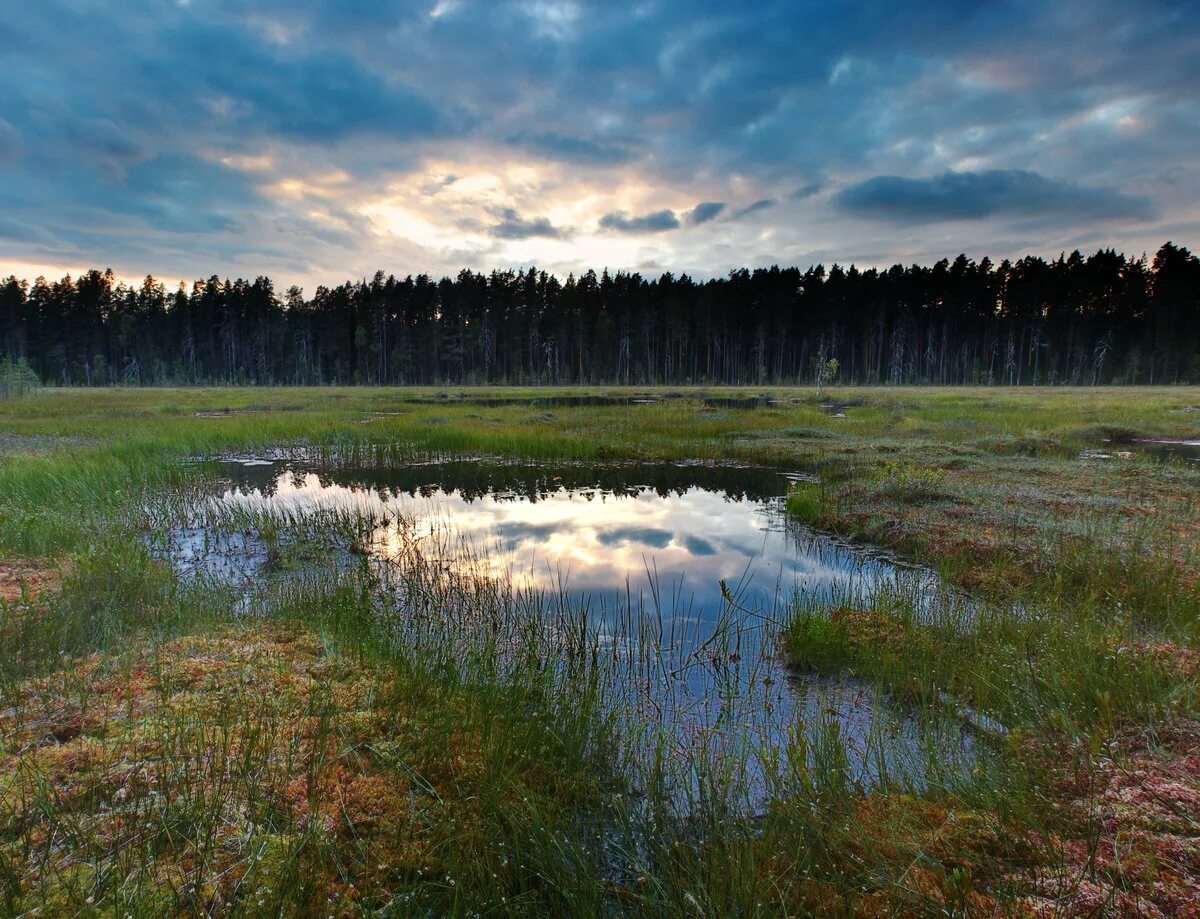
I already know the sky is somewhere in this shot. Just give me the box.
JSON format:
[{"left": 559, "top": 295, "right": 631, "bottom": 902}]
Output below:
[{"left": 0, "top": 0, "right": 1197, "bottom": 293}]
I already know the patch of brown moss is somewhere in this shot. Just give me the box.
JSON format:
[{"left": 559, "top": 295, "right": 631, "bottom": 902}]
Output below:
[
  {"left": 0, "top": 622, "right": 572, "bottom": 915},
  {"left": 735, "top": 792, "right": 1021, "bottom": 916},
  {"left": 815, "top": 454, "right": 1200, "bottom": 604},
  {"left": 1011, "top": 722, "right": 1200, "bottom": 918},
  {"left": 1116, "top": 641, "right": 1200, "bottom": 680},
  {"left": 0, "top": 557, "right": 59, "bottom": 604}
]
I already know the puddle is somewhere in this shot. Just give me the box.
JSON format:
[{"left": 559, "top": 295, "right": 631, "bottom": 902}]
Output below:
[
  {"left": 153, "top": 457, "right": 980, "bottom": 799},
  {"left": 700, "top": 395, "right": 776, "bottom": 409},
  {"left": 193, "top": 408, "right": 270, "bottom": 417},
  {"left": 1084, "top": 439, "right": 1200, "bottom": 463},
  {"left": 1136, "top": 438, "right": 1200, "bottom": 463},
  {"left": 398, "top": 394, "right": 664, "bottom": 408},
  {"left": 385, "top": 393, "right": 800, "bottom": 410},
  {"left": 819, "top": 401, "right": 854, "bottom": 418}
]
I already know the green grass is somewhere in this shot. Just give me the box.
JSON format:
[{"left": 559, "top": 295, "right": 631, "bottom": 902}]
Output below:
[{"left": 0, "top": 385, "right": 1197, "bottom": 915}]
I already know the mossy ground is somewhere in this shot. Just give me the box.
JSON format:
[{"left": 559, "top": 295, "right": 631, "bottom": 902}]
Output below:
[
  {"left": 0, "top": 604, "right": 614, "bottom": 916},
  {"left": 0, "top": 385, "right": 1197, "bottom": 915}
]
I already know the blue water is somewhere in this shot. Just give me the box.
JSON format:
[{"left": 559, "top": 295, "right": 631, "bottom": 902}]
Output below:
[{"left": 162, "top": 457, "right": 980, "bottom": 801}]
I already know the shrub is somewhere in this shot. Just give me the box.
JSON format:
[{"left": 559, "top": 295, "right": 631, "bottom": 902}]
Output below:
[{"left": 0, "top": 357, "right": 40, "bottom": 399}]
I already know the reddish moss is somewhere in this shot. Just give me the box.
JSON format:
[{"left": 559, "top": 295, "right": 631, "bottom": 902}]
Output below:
[
  {"left": 0, "top": 622, "right": 544, "bottom": 914},
  {"left": 1011, "top": 721, "right": 1200, "bottom": 917},
  {"left": 0, "top": 557, "right": 59, "bottom": 604}
]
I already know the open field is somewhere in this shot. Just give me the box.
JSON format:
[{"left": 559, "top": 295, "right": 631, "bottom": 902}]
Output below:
[{"left": 0, "top": 386, "right": 1197, "bottom": 916}]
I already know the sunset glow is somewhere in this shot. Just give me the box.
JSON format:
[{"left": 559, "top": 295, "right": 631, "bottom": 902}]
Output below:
[{"left": 1, "top": 1, "right": 1194, "bottom": 291}]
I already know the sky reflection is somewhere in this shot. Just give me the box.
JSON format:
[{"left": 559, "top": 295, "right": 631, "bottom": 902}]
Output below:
[
  {"left": 173, "top": 458, "right": 978, "bottom": 796},
  {"left": 212, "top": 461, "right": 906, "bottom": 621}
]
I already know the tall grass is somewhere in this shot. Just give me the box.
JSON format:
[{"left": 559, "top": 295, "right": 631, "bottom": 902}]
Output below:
[
  {"left": 0, "top": 385, "right": 1197, "bottom": 913},
  {"left": 1, "top": 479, "right": 1013, "bottom": 914}
]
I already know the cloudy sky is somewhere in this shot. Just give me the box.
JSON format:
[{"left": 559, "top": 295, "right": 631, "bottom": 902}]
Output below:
[{"left": 1, "top": 0, "right": 1197, "bottom": 291}]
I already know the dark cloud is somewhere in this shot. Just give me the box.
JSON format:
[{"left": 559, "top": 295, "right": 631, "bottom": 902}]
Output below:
[
  {"left": 0, "top": 218, "right": 57, "bottom": 245},
  {"left": 59, "top": 119, "right": 144, "bottom": 167},
  {"left": 506, "top": 132, "right": 636, "bottom": 165},
  {"left": 597, "top": 527, "right": 673, "bottom": 549},
  {"left": 733, "top": 198, "right": 777, "bottom": 219},
  {"left": 490, "top": 208, "right": 566, "bottom": 240},
  {"left": 686, "top": 201, "right": 726, "bottom": 225},
  {"left": 103, "top": 155, "right": 259, "bottom": 233},
  {"left": 139, "top": 20, "right": 444, "bottom": 142},
  {"left": 0, "top": 0, "right": 1195, "bottom": 284},
  {"left": 680, "top": 535, "right": 718, "bottom": 556},
  {"left": 835, "top": 170, "right": 1155, "bottom": 222},
  {"left": 599, "top": 209, "right": 681, "bottom": 233},
  {"left": 497, "top": 522, "right": 561, "bottom": 543},
  {"left": 0, "top": 119, "right": 20, "bottom": 163}
]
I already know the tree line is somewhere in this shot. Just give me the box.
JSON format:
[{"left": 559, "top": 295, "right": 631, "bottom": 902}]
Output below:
[{"left": 1, "top": 242, "right": 1198, "bottom": 387}]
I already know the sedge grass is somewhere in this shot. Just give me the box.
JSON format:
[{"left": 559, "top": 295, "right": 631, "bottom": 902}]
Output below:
[{"left": 0, "top": 385, "right": 1197, "bottom": 914}]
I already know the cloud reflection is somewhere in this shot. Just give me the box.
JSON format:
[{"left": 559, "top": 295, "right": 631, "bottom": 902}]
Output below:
[{"left": 213, "top": 468, "right": 912, "bottom": 618}]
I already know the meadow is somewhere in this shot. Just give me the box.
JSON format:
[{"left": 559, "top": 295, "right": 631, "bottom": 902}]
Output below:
[{"left": 0, "top": 385, "right": 1196, "bottom": 917}]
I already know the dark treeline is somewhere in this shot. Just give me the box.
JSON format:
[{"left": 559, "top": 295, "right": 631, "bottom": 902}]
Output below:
[{"left": 2, "top": 242, "right": 1198, "bottom": 386}]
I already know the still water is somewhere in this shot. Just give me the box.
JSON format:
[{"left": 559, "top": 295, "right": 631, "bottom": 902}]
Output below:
[
  {"left": 199, "top": 459, "right": 908, "bottom": 612},
  {"left": 391, "top": 393, "right": 787, "bottom": 408},
  {"left": 161, "top": 457, "right": 978, "bottom": 796}
]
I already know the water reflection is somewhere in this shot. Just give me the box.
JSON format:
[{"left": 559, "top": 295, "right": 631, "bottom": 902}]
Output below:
[
  {"left": 223, "top": 458, "right": 790, "bottom": 503},
  {"left": 163, "top": 458, "right": 976, "bottom": 798},
  {"left": 210, "top": 459, "right": 919, "bottom": 619},
  {"left": 1137, "top": 439, "right": 1200, "bottom": 463},
  {"left": 1084, "top": 439, "right": 1200, "bottom": 464},
  {"left": 388, "top": 393, "right": 791, "bottom": 409}
]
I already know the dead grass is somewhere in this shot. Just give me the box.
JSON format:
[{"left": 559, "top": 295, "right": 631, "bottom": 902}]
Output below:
[
  {"left": 0, "top": 557, "right": 59, "bottom": 604},
  {"left": 0, "top": 621, "right": 586, "bottom": 915}
]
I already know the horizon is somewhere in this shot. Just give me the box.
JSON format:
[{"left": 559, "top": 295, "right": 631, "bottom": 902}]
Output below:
[
  {"left": 1, "top": 239, "right": 1187, "bottom": 299},
  {"left": 2, "top": 1, "right": 1197, "bottom": 291}
]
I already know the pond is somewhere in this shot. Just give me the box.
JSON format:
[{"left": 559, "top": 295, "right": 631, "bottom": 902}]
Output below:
[
  {"left": 385, "top": 393, "right": 799, "bottom": 409},
  {"left": 155, "top": 456, "right": 980, "bottom": 801},
  {"left": 1137, "top": 438, "right": 1200, "bottom": 463},
  {"left": 398, "top": 394, "right": 661, "bottom": 407},
  {"left": 1084, "top": 438, "right": 1200, "bottom": 463}
]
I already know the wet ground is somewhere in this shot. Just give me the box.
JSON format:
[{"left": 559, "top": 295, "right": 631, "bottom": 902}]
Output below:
[
  {"left": 386, "top": 392, "right": 818, "bottom": 410},
  {"left": 1083, "top": 437, "right": 1200, "bottom": 463},
  {"left": 153, "top": 456, "right": 980, "bottom": 797}
]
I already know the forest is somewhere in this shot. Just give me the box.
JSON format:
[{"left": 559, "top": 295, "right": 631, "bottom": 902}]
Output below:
[{"left": 2, "top": 242, "right": 1198, "bottom": 387}]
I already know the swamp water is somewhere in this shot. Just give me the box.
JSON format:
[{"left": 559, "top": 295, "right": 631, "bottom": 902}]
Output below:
[
  {"left": 1084, "top": 436, "right": 1200, "bottom": 464},
  {"left": 389, "top": 393, "right": 806, "bottom": 409},
  {"left": 153, "top": 456, "right": 980, "bottom": 804}
]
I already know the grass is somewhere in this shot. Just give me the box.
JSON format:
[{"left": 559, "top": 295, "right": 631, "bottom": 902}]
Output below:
[
  {"left": 0, "top": 385, "right": 1197, "bottom": 915},
  {"left": 1, "top": 544, "right": 622, "bottom": 916}
]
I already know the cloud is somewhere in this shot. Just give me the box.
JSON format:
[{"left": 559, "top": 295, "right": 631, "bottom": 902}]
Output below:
[
  {"left": 835, "top": 170, "right": 1155, "bottom": 222},
  {"left": 686, "top": 201, "right": 726, "bottom": 224},
  {"left": 490, "top": 208, "right": 566, "bottom": 239},
  {"left": 596, "top": 526, "right": 673, "bottom": 548},
  {"left": 506, "top": 131, "right": 636, "bottom": 165},
  {"left": 0, "top": 0, "right": 1196, "bottom": 287},
  {"left": 103, "top": 154, "right": 260, "bottom": 233},
  {"left": 733, "top": 198, "right": 777, "bottom": 219},
  {"left": 0, "top": 217, "right": 57, "bottom": 245},
  {"left": 495, "top": 522, "right": 560, "bottom": 542},
  {"left": 140, "top": 20, "right": 445, "bottom": 143},
  {"left": 599, "top": 209, "right": 680, "bottom": 233},
  {"left": 0, "top": 118, "right": 22, "bottom": 162},
  {"left": 680, "top": 535, "right": 718, "bottom": 556},
  {"left": 59, "top": 119, "right": 144, "bottom": 167}
]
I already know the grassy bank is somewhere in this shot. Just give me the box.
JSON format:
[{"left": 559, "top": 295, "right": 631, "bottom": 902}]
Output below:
[{"left": 0, "top": 386, "right": 1197, "bottom": 915}]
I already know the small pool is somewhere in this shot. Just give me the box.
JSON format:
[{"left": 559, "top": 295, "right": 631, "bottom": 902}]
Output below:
[{"left": 154, "top": 456, "right": 980, "bottom": 802}]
